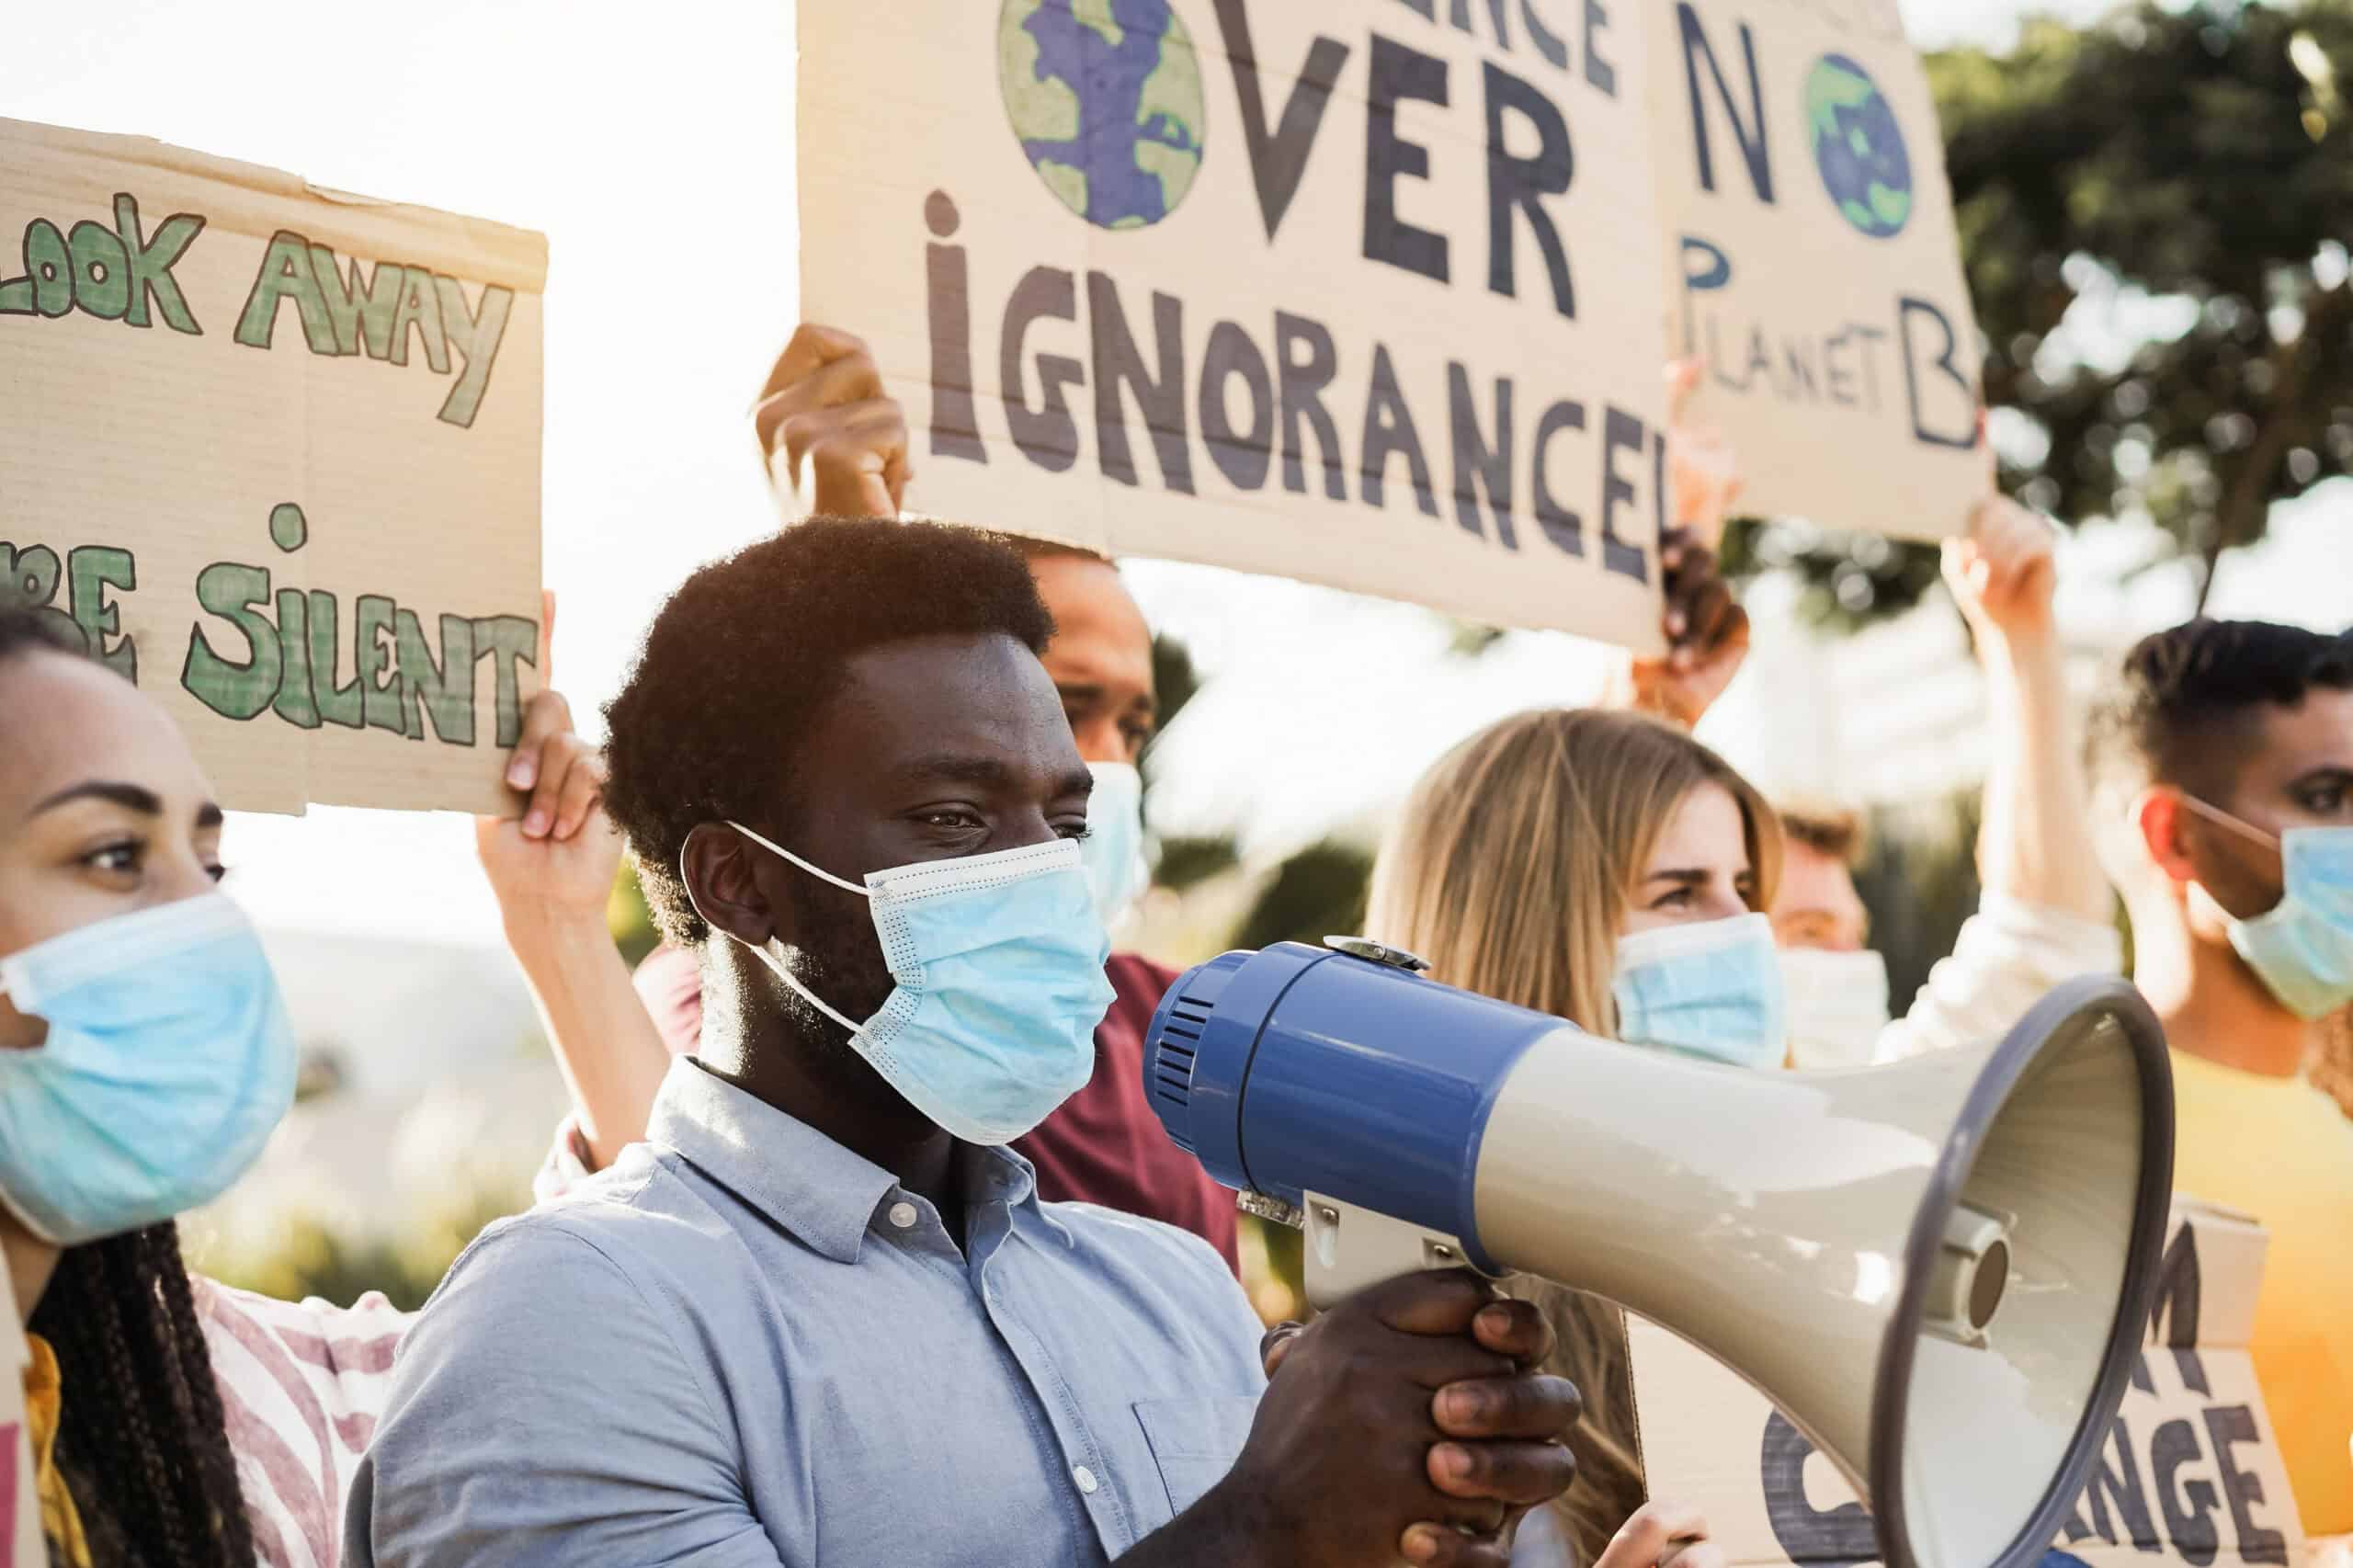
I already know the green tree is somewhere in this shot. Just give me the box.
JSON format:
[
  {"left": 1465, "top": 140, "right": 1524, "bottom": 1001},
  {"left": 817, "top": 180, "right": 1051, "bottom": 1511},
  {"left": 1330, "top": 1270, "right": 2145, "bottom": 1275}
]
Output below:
[{"left": 1728, "top": 0, "right": 2353, "bottom": 626}]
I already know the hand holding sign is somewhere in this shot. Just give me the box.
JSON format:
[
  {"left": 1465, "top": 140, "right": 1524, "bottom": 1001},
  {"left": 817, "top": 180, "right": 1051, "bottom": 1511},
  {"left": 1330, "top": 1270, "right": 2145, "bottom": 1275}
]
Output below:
[
  {"left": 754, "top": 324, "right": 913, "bottom": 519},
  {"left": 1666, "top": 359, "right": 1744, "bottom": 553},
  {"left": 1628, "top": 527, "right": 1751, "bottom": 728},
  {"left": 1595, "top": 1500, "right": 1725, "bottom": 1568},
  {"left": 1943, "top": 494, "right": 2057, "bottom": 649},
  {"left": 473, "top": 595, "right": 620, "bottom": 930}
]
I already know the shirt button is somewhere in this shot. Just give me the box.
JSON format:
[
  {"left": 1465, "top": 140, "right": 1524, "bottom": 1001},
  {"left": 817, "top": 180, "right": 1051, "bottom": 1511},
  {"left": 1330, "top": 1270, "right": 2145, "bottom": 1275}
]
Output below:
[
  {"left": 887, "top": 1201, "right": 918, "bottom": 1230},
  {"left": 1073, "top": 1465, "right": 1099, "bottom": 1495}
]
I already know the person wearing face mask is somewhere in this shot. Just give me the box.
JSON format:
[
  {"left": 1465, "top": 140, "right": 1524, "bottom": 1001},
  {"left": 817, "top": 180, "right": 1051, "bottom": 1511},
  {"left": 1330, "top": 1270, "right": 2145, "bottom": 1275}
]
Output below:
[
  {"left": 0, "top": 607, "right": 647, "bottom": 1568},
  {"left": 1621, "top": 392, "right": 2120, "bottom": 1072},
  {"left": 2086, "top": 619, "right": 2353, "bottom": 1536},
  {"left": 1366, "top": 706, "right": 1780, "bottom": 1566},
  {"left": 542, "top": 323, "right": 1241, "bottom": 1264},
  {"left": 352, "top": 517, "right": 1587, "bottom": 1568}
]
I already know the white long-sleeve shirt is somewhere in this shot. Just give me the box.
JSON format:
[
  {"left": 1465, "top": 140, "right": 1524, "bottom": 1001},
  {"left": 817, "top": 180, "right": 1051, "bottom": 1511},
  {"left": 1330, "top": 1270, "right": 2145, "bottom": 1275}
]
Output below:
[{"left": 1873, "top": 892, "right": 2124, "bottom": 1063}]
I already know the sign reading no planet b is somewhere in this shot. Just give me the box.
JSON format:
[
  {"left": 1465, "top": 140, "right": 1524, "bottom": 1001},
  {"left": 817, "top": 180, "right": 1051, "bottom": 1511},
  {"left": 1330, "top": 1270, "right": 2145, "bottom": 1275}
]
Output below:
[
  {"left": 1654, "top": 0, "right": 1985, "bottom": 540},
  {"left": 801, "top": 0, "right": 1675, "bottom": 652},
  {"left": 0, "top": 119, "right": 544, "bottom": 815}
]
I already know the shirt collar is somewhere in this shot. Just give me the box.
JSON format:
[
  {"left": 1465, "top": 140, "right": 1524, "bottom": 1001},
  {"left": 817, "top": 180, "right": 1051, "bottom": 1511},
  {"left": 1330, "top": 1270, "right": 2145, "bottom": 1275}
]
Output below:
[
  {"left": 644, "top": 1059, "right": 1063, "bottom": 1261},
  {"left": 647, "top": 1059, "right": 898, "bottom": 1264}
]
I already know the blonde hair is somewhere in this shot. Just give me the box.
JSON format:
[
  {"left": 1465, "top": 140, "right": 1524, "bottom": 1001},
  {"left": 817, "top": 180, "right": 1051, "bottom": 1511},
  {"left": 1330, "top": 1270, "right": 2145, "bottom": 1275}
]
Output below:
[{"left": 1366, "top": 707, "right": 1782, "bottom": 1566}]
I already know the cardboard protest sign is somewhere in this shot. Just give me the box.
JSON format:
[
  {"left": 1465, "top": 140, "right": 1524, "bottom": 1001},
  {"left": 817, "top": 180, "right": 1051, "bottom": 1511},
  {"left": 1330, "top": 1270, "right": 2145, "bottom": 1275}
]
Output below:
[
  {"left": 1629, "top": 1199, "right": 2306, "bottom": 1568},
  {"left": 799, "top": 0, "right": 1673, "bottom": 652},
  {"left": 0, "top": 119, "right": 543, "bottom": 815},
  {"left": 1652, "top": 0, "right": 1983, "bottom": 539}
]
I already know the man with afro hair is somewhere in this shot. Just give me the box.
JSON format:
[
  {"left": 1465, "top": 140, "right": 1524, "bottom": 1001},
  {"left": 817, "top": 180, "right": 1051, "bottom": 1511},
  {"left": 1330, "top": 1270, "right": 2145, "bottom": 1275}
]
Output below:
[{"left": 351, "top": 517, "right": 1584, "bottom": 1568}]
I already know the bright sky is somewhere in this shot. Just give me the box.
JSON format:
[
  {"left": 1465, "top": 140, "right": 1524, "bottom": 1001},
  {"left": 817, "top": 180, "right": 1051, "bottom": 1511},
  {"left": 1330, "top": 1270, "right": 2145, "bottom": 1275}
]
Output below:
[{"left": 6, "top": 0, "right": 2341, "bottom": 945}]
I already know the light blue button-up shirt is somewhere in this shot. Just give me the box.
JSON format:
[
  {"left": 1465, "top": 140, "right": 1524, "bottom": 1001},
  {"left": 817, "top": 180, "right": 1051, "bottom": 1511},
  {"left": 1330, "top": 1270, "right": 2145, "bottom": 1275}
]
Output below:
[{"left": 345, "top": 1058, "right": 1267, "bottom": 1567}]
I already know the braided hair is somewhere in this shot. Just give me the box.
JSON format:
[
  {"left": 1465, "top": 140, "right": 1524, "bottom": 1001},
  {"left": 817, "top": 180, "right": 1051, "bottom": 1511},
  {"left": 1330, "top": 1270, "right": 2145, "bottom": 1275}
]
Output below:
[
  {"left": 28, "top": 1224, "right": 256, "bottom": 1568},
  {"left": 2, "top": 611, "right": 254, "bottom": 1564}
]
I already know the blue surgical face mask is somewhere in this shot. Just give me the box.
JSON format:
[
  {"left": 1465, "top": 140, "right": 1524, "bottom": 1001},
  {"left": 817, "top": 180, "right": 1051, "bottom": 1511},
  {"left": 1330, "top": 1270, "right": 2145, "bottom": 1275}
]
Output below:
[
  {"left": 0, "top": 894, "right": 300, "bottom": 1245},
  {"left": 1081, "top": 760, "right": 1150, "bottom": 927},
  {"left": 1611, "top": 912, "right": 1787, "bottom": 1069},
  {"left": 2182, "top": 800, "right": 2353, "bottom": 1021},
  {"left": 723, "top": 825, "right": 1116, "bottom": 1145}
]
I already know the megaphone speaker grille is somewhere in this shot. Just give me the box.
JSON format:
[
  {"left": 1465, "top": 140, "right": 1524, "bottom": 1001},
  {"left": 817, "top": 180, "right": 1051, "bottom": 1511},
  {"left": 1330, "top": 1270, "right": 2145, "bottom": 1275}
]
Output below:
[{"left": 1874, "top": 978, "right": 2174, "bottom": 1568}]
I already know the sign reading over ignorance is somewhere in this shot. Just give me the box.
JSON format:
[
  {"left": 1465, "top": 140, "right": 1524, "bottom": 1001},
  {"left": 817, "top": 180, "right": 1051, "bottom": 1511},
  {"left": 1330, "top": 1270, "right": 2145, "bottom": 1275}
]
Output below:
[
  {"left": 1653, "top": 0, "right": 1984, "bottom": 540},
  {"left": 0, "top": 119, "right": 544, "bottom": 815},
  {"left": 801, "top": 0, "right": 1673, "bottom": 652}
]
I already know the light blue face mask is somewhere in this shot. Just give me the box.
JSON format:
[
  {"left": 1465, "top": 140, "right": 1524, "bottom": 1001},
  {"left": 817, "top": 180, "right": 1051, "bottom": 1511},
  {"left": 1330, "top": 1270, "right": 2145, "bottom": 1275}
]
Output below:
[
  {"left": 725, "top": 825, "right": 1116, "bottom": 1145},
  {"left": 0, "top": 893, "right": 300, "bottom": 1246},
  {"left": 2183, "top": 800, "right": 2353, "bottom": 1021},
  {"left": 1081, "top": 760, "right": 1150, "bottom": 926},
  {"left": 1610, "top": 912, "right": 1788, "bottom": 1070}
]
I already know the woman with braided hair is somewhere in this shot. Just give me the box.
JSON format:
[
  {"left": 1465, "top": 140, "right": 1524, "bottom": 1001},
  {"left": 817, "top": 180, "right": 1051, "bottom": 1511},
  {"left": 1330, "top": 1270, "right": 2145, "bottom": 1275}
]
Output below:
[{"left": 0, "top": 606, "right": 659, "bottom": 1566}]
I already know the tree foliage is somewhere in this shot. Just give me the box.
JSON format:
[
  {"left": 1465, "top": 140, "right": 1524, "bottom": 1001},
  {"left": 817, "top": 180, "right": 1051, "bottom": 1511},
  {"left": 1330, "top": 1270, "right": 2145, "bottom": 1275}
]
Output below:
[{"left": 1732, "top": 0, "right": 2353, "bottom": 626}]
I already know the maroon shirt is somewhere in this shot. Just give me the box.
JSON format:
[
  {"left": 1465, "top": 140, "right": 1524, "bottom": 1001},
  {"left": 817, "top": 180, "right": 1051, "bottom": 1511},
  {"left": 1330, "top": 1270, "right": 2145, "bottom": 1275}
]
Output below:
[{"left": 631, "top": 946, "right": 1239, "bottom": 1272}]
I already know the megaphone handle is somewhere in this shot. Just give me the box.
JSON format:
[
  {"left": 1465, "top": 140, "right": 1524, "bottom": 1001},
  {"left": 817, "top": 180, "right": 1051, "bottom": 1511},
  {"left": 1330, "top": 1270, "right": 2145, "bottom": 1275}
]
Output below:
[{"left": 1300, "top": 1192, "right": 1485, "bottom": 1311}]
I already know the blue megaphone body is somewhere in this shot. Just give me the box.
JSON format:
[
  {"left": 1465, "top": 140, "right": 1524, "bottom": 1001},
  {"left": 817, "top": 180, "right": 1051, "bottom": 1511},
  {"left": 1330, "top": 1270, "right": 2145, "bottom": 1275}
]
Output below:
[{"left": 1142, "top": 937, "right": 2176, "bottom": 1568}]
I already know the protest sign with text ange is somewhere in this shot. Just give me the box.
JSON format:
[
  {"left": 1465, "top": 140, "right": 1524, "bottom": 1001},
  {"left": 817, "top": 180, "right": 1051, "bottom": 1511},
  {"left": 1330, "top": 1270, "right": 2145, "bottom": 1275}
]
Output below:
[
  {"left": 800, "top": 0, "right": 1672, "bottom": 652},
  {"left": 0, "top": 119, "right": 544, "bottom": 814},
  {"left": 1654, "top": 0, "right": 1984, "bottom": 539}
]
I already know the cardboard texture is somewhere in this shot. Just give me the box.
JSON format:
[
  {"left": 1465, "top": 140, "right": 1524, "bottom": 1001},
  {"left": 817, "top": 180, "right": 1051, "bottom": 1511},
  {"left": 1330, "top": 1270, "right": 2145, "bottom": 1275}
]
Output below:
[
  {"left": 799, "top": 1, "right": 1671, "bottom": 653},
  {"left": 1652, "top": 0, "right": 1984, "bottom": 540},
  {"left": 0, "top": 118, "right": 544, "bottom": 815},
  {"left": 1629, "top": 1199, "right": 2309, "bottom": 1568}
]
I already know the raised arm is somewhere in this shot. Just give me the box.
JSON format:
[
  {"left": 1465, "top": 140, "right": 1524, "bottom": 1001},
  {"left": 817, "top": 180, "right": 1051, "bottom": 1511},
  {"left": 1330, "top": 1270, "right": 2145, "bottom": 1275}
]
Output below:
[
  {"left": 478, "top": 674, "right": 668, "bottom": 1171},
  {"left": 1877, "top": 497, "right": 2123, "bottom": 1061},
  {"left": 1948, "top": 495, "right": 2110, "bottom": 925}
]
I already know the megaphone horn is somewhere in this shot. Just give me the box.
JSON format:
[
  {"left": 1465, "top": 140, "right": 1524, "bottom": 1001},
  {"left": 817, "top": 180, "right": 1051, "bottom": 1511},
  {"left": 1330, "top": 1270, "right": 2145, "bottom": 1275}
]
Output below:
[{"left": 1145, "top": 938, "right": 2174, "bottom": 1568}]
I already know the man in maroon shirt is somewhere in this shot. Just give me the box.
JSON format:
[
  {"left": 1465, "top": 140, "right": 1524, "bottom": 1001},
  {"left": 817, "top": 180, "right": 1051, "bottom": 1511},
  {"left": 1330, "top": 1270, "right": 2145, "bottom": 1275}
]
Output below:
[{"left": 620, "top": 324, "right": 1239, "bottom": 1267}]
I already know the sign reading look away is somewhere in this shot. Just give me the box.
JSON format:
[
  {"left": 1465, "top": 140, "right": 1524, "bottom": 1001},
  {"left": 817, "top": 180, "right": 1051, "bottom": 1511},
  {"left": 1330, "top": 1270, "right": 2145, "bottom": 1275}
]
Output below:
[
  {"left": 800, "top": 0, "right": 1672, "bottom": 651},
  {"left": 1653, "top": 0, "right": 1983, "bottom": 539},
  {"left": 0, "top": 119, "right": 544, "bottom": 815},
  {"left": 1631, "top": 1200, "right": 2307, "bottom": 1568}
]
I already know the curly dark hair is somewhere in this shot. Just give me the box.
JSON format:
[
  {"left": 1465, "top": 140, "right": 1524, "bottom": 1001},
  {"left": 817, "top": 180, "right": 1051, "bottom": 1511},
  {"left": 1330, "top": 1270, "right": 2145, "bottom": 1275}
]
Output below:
[
  {"left": 32, "top": 1225, "right": 257, "bottom": 1568},
  {"left": 603, "top": 517, "right": 1055, "bottom": 944},
  {"left": 2089, "top": 619, "right": 2353, "bottom": 799}
]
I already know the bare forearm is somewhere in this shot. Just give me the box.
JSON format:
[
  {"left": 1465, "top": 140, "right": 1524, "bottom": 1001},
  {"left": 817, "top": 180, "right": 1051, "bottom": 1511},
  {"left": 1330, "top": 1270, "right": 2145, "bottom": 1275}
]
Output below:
[
  {"left": 1977, "top": 630, "right": 2110, "bottom": 924},
  {"left": 503, "top": 914, "right": 671, "bottom": 1170}
]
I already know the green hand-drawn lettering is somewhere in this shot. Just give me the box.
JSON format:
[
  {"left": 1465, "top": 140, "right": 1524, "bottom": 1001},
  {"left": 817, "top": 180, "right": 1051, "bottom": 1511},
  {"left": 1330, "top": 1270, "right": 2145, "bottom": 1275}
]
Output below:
[
  {"left": 472, "top": 615, "right": 538, "bottom": 748},
  {"left": 65, "top": 221, "right": 130, "bottom": 321},
  {"left": 235, "top": 231, "right": 334, "bottom": 352},
  {"left": 67, "top": 546, "right": 137, "bottom": 677},
  {"left": 394, "top": 610, "right": 476, "bottom": 744},
  {"left": 271, "top": 587, "right": 321, "bottom": 730},
  {"left": 183, "top": 562, "right": 281, "bottom": 721},
  {"left": 115, "top": 195, "right": 204, "bottom": 335},
  {"left": 387, "top": 270, "right": 449, "bottom": 374},
  {"left": 355, "top": 594, "right": 405, "bottom": 734},
  {"left": 306, "top": 589, "right": 364, "bottom": 729},
  {"left": 311, "top": 246, "right": 401, "bottom": 359},
  {"left": 434, "top": 276, "right": 514, "bottom": 429},
  {"left": 13, "top": 221, "right": 74, "bottom": 317}
]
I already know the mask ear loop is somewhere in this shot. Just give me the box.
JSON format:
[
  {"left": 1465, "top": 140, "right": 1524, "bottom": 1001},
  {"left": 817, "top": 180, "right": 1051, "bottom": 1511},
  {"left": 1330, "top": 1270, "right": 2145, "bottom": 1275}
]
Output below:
[
  {"left": 714, "top": 822, "right": 870, "bottom": 1036},
  {"left": 2177, "top": 794, "right": 2284, "bottom": 852}
]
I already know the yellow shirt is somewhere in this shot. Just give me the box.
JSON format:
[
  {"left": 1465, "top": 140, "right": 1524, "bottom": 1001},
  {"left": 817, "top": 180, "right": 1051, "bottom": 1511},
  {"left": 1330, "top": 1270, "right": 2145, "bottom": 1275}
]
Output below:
[
  {"left": 24, "top": 1333, "right": 92, "bottom": 1568},
  {"left": 2169, "top": 1049, "right": 2353, "bottom": 1534}
]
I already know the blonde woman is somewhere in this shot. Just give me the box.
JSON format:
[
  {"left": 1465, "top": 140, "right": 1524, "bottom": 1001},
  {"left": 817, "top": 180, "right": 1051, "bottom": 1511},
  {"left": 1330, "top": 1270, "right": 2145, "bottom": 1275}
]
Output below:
[{"left": 1368, "top": 707, "right": 1786, "bottom": 1568}]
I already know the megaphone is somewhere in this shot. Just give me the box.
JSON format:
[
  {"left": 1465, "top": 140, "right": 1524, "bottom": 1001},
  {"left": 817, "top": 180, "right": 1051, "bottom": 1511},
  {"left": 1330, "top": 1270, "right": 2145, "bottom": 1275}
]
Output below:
[{"left": 1144, "top": 938, "right": 2174, "bottom": 1568}]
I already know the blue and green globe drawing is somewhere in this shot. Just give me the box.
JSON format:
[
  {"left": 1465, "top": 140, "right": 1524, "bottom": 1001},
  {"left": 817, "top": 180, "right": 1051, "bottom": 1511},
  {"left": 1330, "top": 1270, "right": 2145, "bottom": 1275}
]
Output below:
[
  {"left": 998, "top": 0, "right": 1206, "bottom": 230},
  {"left": 1804, "top": 53, "right": 1914, "bottom": 239}
]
